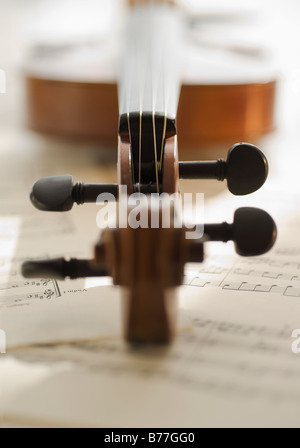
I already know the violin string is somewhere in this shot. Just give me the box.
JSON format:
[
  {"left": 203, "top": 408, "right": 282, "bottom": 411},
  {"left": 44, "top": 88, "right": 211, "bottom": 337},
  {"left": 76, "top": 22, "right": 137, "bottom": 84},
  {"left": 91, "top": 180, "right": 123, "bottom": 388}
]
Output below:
[
  {"left": 137, "top": 2, "right": 147, "bottom": 194},
  {"left": 152, "top": 113, "right": 160, "bottom": 193},
  {"left": 127, "top": 112, "right": 135, "bottom": 186},
  {"left": 159, "top": 16, "right": 172, "bottom": 173},
  {"left": 122, "top": 5, "right": 137, "bottom": 192},
  {"left": 128, "top": 2, "right": 143, "bottom": 193},
  {"left": 154, "top": 3, "right": 172, "bottom": 176},
  {"left": 150, "top": 1, "right": 161, "bottom": 193},
  {"left": 124, "top": 1, "right": 179, "bottom": 193},
  {"left": 138, "top": 111, "right": 142, "bottom": 193},
  {"left": 159, "top": 114, "right": 167, "bottom": 171}
]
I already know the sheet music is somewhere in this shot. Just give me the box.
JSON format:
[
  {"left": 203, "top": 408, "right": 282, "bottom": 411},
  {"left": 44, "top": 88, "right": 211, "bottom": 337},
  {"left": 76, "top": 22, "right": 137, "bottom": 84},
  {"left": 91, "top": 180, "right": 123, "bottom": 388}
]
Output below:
[
  {"left": 1, "top": 277, "right": 300, "bottom": 427},
  {"left": 1, "top": 150, "right": 300, "bottom": 427},
  {"left": 0, "top": 137, "right": 120, "bottom": 349}
]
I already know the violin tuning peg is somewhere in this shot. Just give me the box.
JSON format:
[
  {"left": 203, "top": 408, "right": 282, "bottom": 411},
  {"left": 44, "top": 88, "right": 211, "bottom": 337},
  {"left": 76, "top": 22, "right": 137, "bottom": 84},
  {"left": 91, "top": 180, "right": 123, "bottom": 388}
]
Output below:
[
  {"left": 30, "top": 175, "right": 118, "bottom": 212},
  {"left": 178, "top": 142, "right": 268, "bottom": 196},
  {"left": 22, "top": 257, "right": 108, "bottom": 280},
  {"left": 204, "top": 207, "right": 277, "bottom": 256},
  {"left": 226, "top": 143, "right": 268, "bottom": 195},
  {"left": 232, "top": 207, "right": 277, "bottom": 256},
  {"left": 31, "top": 175, "right": 74, "bottom": 211}
]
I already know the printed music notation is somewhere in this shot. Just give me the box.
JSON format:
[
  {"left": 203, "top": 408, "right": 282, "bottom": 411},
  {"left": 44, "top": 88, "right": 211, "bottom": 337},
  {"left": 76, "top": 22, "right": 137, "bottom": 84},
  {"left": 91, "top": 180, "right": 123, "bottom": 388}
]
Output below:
[
  {"left": 0, "top": 257, "right": 61, "bottom": 308},
  {"left": 0, "top": 279, "right": 61, "bottom": 308},
  {"left": 184, "top": 249, "right": 300, "bottom": 298}
]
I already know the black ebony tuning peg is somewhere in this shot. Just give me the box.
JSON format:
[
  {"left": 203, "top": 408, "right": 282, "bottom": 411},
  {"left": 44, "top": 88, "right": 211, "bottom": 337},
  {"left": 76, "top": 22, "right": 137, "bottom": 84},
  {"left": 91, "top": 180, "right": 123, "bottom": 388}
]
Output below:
[
  {"left": 30, "top": 175, "right": 118, "bottom": 211},
  {"left": 179, "top": 143, "right": 268, "bottom": 195},
  {"left": 204, "top": 207, "right": 277, "bottom": 256},
  {"left": 22, "top": 257, "right": 108, "bottom": 280}
]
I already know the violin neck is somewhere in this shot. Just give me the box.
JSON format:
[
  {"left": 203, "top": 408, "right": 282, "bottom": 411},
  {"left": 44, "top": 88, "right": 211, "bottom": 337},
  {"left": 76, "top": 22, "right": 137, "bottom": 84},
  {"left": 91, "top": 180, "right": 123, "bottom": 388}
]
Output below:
[
  {"left": 118, "top": 1, "right": 182, "bottom": 131},
  {"left": 118, "top": 2, "right": 182, "bottom": 192}
]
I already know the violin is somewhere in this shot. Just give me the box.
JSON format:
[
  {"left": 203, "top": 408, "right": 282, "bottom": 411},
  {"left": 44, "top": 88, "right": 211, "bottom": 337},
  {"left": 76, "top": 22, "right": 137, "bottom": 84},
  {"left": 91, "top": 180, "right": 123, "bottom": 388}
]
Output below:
[
  {"left": 24, "top": 1, "right": 276, "bottom": 147},
  {"left": 22, "top": 0, "right": 277, "bottom": 344}
]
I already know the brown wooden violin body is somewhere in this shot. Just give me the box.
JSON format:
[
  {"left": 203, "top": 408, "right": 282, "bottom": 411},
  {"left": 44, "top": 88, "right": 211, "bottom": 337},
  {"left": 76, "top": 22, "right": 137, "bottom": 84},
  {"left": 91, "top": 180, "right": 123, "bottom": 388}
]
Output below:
[
  {"left": 24, "top": 0, "right": 277, "bottom": 147},
  {"left": 26, "top": 77, "right": 276, "bottom": 147}
]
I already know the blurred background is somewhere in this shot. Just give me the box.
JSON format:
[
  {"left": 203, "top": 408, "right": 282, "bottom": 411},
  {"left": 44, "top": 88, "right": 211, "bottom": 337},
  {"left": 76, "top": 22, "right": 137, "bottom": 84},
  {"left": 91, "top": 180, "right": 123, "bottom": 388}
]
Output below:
[
  {"left": 0, "top": 0, "right": 300, "bottom": 184},
  {"left": 0, "top": 1, "right": 298, "bottom": 146}
]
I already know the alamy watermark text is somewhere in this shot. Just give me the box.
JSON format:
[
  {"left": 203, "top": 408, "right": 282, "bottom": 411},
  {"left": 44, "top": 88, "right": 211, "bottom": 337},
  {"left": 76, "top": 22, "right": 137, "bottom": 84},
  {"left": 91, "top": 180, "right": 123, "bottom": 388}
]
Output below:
[
  {"left": 96, "top": 187, "right": 204, "bottom": 240},
  {"left": 292, "top": 329, "right": 300, "bottom": 354}
]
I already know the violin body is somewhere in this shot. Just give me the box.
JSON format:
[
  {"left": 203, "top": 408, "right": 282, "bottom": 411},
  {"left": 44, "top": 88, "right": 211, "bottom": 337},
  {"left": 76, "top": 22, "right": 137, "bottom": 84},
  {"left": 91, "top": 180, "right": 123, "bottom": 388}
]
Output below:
[
  {"left": 24, "top": 1, "right": 277, "bottom": 147},
  {"left": 26, "top": 74, "right": 276, "bottom": 147}
]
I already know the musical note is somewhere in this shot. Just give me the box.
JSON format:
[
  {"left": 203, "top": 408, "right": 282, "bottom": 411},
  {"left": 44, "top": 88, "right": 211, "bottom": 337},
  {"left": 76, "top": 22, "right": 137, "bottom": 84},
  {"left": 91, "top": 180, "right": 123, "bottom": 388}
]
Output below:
[{"left": 0, "top": 261, "right": 61, "bottom": 308}]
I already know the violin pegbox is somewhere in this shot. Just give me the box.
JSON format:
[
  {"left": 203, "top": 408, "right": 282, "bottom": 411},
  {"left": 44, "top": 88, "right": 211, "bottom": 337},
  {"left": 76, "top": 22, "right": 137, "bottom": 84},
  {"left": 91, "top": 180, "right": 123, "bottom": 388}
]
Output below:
[{"left": 94, "top": 201, "right": 191, "bottom": 343}]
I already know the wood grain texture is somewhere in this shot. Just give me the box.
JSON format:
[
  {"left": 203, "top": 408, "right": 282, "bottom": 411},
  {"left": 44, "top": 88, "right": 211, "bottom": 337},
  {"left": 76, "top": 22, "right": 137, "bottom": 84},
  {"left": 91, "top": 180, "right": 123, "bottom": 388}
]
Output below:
[{"left": 26, "top": 77, "right": 276, "bottom": 147}]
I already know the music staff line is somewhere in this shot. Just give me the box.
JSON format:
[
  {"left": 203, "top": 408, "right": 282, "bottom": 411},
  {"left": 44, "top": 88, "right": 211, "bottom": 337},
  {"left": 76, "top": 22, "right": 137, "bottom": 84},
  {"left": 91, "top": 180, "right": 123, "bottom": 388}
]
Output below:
[
  {"left": 196, "top": 266, "right": 300, "bottom": 281},
  {"left": 239, "top": 257, "right": 300, "bottom": 268},
  {"left": 184, "top": 276, "right": 300, "bottom": 297},
  {"left": 0, "top": 279, "right": 53, "bottom": 291}
]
